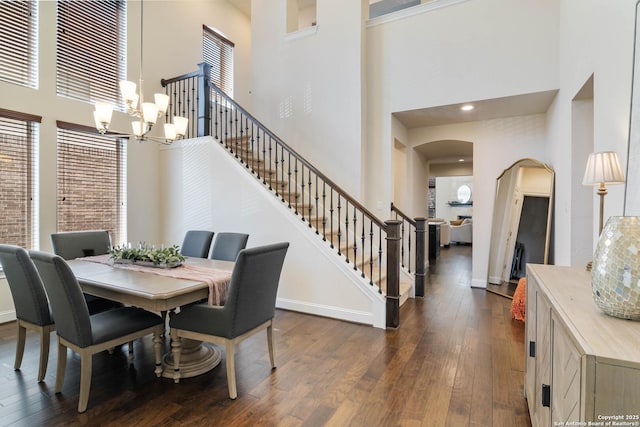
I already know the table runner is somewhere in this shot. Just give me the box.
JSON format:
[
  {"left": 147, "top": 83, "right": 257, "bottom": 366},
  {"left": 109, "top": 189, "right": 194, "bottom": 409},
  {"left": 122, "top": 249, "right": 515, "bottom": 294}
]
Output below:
[{"left": 80, "top": 254, "right": 231, "bottom": 305}]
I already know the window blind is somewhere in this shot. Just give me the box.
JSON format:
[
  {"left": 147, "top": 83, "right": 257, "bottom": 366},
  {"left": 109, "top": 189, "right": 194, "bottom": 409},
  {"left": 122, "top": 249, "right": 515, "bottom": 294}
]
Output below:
[
  {"left": 56, "top": 124, "right": 127, "bottom": 246},
  {"left": 56, "top": 0, "right": 126, "bottom": 106},
  {"left": 0, "top": 1, "right": 38, "bottom": 88},
  {"left": 0, "top": 110, "right": 41, "bottom": 250},
  {"left": 203, "top": 26, "right": 234, "bottom": 97}
]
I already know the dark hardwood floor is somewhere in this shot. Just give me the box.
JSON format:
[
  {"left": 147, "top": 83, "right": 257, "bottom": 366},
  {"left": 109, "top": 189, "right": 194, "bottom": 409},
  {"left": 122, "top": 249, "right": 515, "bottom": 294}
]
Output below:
[{"left": 0, "top": 245, "right": 531, "bottom": 426}]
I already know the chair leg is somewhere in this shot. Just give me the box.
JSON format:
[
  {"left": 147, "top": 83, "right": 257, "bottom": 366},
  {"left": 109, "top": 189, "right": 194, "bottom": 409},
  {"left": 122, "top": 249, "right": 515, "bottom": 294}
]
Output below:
[
  {"left": 78, "top": 350, "right": 92, "bottom": 413},
  {"left": 128, "top": 341, "right": 134, "bottom": 364},
  {"left": 171, "top": 333, "right": 182, "bottom": 383},
  {"left": 153, "top": 331, "right": 163, "bottom": 378},
  {"left": 267, "top": 323, "right": 276, "bottom": 369},
  {"left": 225, "top": 341, "right": 237, "bottom": 399},
  {"left": 14, "top": 321, "right": 26, "bottom": 371},
  {"left": 37, "top": 327, "right": 51, "bottom": 382},
  {"left": 55, "top": 341, "right": 67, "bottom": 393}
]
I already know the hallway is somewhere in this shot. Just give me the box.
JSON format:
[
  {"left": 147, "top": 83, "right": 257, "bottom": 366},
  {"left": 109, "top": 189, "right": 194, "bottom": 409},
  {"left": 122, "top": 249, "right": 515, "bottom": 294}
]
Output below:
[{"left": 0, "top": 245, "right": 530, "bottom": 426}]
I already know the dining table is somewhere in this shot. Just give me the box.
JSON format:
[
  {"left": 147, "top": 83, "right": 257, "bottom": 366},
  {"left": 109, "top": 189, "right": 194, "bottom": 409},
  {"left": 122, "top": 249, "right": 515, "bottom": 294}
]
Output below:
[{"left": 67, "top": 255, "right": 235, "bottom": 379}]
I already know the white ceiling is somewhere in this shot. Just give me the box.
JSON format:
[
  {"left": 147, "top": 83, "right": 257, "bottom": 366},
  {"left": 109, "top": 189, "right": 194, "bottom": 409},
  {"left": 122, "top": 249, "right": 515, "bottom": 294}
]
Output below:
[
  {"left": 227, "top": 0, "right": 318, "bottom": 17},
  {"left": 227, "top": 0, "right": 251, "bottom": 17},
  {"left": 394, "top": 90, "right": 558, "bottom": 129},
  {"left": 398, "top": 90, "right": 558, "bottom": 171}
]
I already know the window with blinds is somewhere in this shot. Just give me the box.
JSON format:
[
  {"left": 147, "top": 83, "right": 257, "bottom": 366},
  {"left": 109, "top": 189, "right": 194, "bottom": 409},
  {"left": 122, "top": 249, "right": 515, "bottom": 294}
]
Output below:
[
  {"left": 0, "top": 110, "right": 40, "bottom": 250},
  {"left": 203, "top": 26, "right": 234, "bottom": 97},
  {"left": 0, "top": 1, "right": 38, "bottom": 88},
  {"left": 56, "top": 0, "right": 126, "bottom": 106},
  {"left": 56, "top": 124, "right": 127, "bottom": 246}
]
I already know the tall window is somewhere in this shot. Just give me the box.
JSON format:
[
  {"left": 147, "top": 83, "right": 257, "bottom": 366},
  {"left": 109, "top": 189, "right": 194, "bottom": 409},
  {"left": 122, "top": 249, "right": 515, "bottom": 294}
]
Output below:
[
  {"left": 56, "top": 123, "right": 127, "bottom": 246},
  {"left": 203, "top": 26, "right": 234, "bottom": 97},
  {"left": 56, "top": 0, "right": 126, "bottom": 106},
  {"left": 0, "top": 1, "right": 38, "bottom": 88},
  {"left": 0, "top": 110, "right": 40, "bottom": 249}
]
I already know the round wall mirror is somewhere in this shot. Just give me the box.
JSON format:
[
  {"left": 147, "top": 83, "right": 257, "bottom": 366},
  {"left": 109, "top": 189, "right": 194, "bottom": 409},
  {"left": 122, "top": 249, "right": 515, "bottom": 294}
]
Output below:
[{"left": 457, "top": 185, "right": 472, "bottom": 203}]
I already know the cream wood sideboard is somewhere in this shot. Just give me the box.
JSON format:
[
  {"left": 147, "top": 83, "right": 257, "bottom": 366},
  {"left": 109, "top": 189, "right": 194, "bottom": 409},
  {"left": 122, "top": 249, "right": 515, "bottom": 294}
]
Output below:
[{"left": 525, "top": 264, "right": 640, "bottom": 427}]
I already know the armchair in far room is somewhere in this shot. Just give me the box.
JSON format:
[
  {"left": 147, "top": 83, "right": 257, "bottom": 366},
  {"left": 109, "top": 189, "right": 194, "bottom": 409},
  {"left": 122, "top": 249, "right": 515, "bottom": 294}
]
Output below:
[
  {"left": 450, "top": 218, "right": 472, "bottom": 244},
  {"left": 439, "top": 223, "right": 451, "bottom": 247}
]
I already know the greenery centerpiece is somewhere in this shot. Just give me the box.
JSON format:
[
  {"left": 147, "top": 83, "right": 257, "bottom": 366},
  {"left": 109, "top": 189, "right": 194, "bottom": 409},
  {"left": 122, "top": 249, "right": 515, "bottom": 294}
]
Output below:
[{"left": 109, "top": 244, "right": 185, "bottom": 268}]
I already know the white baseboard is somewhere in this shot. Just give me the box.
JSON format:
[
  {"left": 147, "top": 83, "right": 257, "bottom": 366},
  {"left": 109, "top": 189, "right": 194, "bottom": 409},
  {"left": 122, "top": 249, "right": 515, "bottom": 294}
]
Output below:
[
  {"left": 0, "top": 310, "right": 16, "bottom": 324},
  {"left": 276, "top": 298, "right": 378, "bottom": 327},
  {"left": 471, "top": 278, "right": 487, "bottom": 288}
]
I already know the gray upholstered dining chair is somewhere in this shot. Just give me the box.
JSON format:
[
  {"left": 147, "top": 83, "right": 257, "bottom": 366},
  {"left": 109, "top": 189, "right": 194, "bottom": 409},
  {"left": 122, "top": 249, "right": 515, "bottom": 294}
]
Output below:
[
  {"left": 209, "top": 232, "right": 249, "bottom": 261},
  {"left": 50, "top": 230, "right": 122, "bottom": 314},
  {"left": 50, "top": 230, "right": 112, "bottom": 259},
  {"left": 0, "top": 244, "right": 55, "bottom": 382},
  {"left": 29, "top": 250, "right": 164, "bottom": 413},
  {"left": 180, "top": 230, "right": 215, "bottom": 258},
  {"left": 170, "top": 242, "right": 289, "bottom": 399}
]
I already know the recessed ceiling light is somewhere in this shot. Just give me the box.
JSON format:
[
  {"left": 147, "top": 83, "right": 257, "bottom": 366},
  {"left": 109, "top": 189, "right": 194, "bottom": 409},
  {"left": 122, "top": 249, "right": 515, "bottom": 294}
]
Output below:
[
  {"left": 458, "top": 158, "right": 465, "bottom": 162},
  {"left": 461, "top": 104, "right": 474, "bottom": 111}
]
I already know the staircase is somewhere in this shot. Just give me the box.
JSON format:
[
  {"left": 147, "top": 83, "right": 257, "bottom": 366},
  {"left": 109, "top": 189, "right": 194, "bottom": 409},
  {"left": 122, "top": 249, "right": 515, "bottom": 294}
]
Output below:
[{"left": 161, "top": 64, "right": 421, "bottom": 327}]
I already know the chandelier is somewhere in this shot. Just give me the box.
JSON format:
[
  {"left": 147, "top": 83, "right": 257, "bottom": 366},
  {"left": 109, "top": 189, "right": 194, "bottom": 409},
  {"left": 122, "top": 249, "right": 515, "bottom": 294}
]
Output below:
[{"left": 92, "top": 0, "right": 187, "bottom": 143}]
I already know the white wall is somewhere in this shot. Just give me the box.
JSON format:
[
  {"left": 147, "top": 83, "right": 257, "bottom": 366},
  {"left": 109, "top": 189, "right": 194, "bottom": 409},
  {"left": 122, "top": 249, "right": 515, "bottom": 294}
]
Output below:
[
  {"left": 250, "top": 0, "right": 367, "bottom": 197},
  {"left": 435, "top": 176, "right": 473, "bottom": 221},
  {"left": 365, "top": 0, "right": 637, "bottom": 286},
  {"left": 159, "top": 137, "right": 386, "bottom": 328},
  {"left": 548, "top": 0, "right": 635, "bottom": 266}
]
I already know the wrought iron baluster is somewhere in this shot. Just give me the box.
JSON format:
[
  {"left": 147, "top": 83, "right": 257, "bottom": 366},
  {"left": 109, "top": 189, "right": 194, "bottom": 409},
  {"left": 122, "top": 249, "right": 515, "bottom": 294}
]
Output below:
[
  {"left": 408, "top": 222, "right": 412, "bottom": 273},
  {"left": 337, "top": 195, "right": 342, "bottom": 255},
  {"left": 261, "top": 131, "right": 267, "bottom": 184},
  {"left": 378, "top": 229, "right": 383, "bottom": 293},
  {"left": 369, "top": 222, "right": 374, "bottom": 285},
  {"left": 401, "top": 219, "right": 405, "bottom": 269},
  {"left": 273, "top": 138, "right": 279, "bottom": 194},
  {"left": 234, "top": 108, "right": 239, "bottom": 156},
  {"left": 361, "top": 212, "right": 366, "bottom": 277},
  {"left": 353, "top": 207, "right": 358, "bottom": 270},
  {"left": 329, "top": 188, "right": 334, "bottom": 248},
  {"left": 287, "top": 152, "right": 292, "bottom": 207},
  {"left": 307, "top": 170, "right": 313, "bottom": 225},
  {"left": 322, "top": 181, "right": 327, "bottom": 239},
  {"left": 268, "top": 136, "right": 273, "bottom": 190},
  {"left": 280, "top": 146, "right": 286, "bottom": 201},
  {"left": 294, "top": 158, "right": 299, "bottom": 214},
  {"left": 314, "top": 174, "right": 319, "bottom": 232},
  {"left": 344, "top": 201, "right": 349, "bottom": 263},
  {"left": 300, "top": 165, "right": 306, "bottom": 220}
]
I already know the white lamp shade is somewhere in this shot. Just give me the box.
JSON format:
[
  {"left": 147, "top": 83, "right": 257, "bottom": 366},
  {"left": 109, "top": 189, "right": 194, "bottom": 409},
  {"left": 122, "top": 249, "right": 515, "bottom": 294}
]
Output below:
[
  {"left": 583, "top": 151, "right": 625, "bottom": 185},
  {"left": 154, "top": 93, "right": 170, "bottom": 114},
  {"left": 142, "top": 102, "right": 159, "bottom": 124},
  {"left": 173, "top": 116, "right": 188, "bottom": 136},
  {"left": 93, "top": 111, "right": 106, "bottom": 131},
  {"left": 131, "top": 121, "right": 148, "bottom": 137},
  {"left": 119, "top": 80, "right": 137, "bottom": 104},
  {"left": 94, "top": 102, "right": 113, "bottom": 125},
  {"left": 164, "top": 123, "right": 177, "bottom": 141}
]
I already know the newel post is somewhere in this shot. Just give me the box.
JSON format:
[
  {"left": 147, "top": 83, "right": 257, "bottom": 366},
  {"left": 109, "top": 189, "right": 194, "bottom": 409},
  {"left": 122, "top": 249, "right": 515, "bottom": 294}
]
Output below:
[
  {"left": 414, "top": 217, "right": 426, "bottom": 297},
  {"left": 385, "top": 220, "right": 401, "bottom": 329},
  {"left": 197, "top": 62, "right": 212, "bottom": 137}
]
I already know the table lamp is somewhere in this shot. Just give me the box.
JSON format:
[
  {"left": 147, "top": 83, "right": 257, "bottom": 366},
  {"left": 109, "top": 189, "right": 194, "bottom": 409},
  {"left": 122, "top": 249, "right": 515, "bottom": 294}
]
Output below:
[{"left": 582, "top": 151, "right": 625, "bottom": 235}]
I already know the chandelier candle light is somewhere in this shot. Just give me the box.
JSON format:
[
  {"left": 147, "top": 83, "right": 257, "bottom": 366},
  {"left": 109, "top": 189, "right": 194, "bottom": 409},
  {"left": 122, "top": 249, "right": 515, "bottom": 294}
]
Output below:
[{"left": 93, "top": 0, "right": 188, "bottom": 143}]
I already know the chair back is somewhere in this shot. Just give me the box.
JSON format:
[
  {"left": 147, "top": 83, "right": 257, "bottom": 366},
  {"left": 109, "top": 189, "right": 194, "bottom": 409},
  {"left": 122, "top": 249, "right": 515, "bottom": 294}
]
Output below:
[
  {"left": 0, "top": 245, "right": 53, "bottom": 327},
  {"left": 210, "top": 233, "right": 249, "bottom": 261},
  {"left": 225, "top": 242, "right": 289, "bottom": 336},
  {"left": 29, "top": 251, "right": 93, "bottom": 347},
  {"left": 51, "top": 230, "right": 112, "bottom": 260},
  {"left": 180, "top": 230, "right": 215, "bottom": 258}
]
